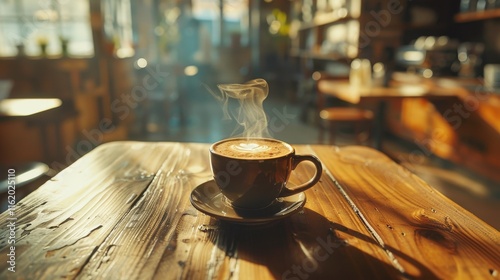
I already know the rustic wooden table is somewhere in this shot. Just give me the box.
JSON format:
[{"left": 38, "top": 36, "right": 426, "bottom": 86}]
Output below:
[
  {"left": 0, "top": 98, "right": 62, "bottom": 118},
  {"left": 0, "top": 141, "right": 498, "bottom": 279},
  {"left": 0, "top": 98, "right": 78, "bottom": 162},
  {"left": 316, "top": 77, "right": 462, "bottom": 149}
]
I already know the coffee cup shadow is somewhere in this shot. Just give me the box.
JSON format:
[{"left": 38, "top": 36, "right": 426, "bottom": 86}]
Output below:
[
  {"left": 201, "top": 207, "right": 438, "bottom": 279},
  {"left": 229, "top": 195, "right": 298, "bottom": 218}
]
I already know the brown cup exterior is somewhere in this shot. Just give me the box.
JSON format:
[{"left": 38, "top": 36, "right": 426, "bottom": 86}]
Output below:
[{"left": 209, "top": 138, "right": 323, "bottom": 209}]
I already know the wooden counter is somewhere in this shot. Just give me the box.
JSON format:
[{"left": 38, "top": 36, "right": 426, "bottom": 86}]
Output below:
[
  {"left": 0, "top": 141, "right": 498, "bottom": 279},
  {"left": 317, "top": 74, "right": 500, "bottom": 181}
]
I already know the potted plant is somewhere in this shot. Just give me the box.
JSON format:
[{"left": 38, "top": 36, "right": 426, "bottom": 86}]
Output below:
[
  {"left": 16, "top": 43, "right": 25, "bottom": 56},
  {"left": 37, "top": 36, "right": 48, "bottom": 56},
  {"left": 60, "top": 36, "right": 69, "bottom": 56}
]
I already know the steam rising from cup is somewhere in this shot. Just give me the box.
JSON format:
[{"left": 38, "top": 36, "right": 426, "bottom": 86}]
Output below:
[{"left": 213, "top": 78, "right": 271, "bottom": 140}]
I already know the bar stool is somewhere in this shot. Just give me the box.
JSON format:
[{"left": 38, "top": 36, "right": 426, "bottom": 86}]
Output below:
[
  {"left": 314, "top": 71, "right": 374, "bottom": 145},
  {"left": 318, "top": 107, "right": 373, "bottom": 145}
]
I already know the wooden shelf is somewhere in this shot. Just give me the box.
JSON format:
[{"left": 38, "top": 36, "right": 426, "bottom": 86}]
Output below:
[
  {"left": 290, "top": 49, "right": 353, "bottom": 61},
  {"left": 299, "top": 15, "right": 357, "bottom": 31},
  {"left": 455, "top": 8, "right": 500, "bottom": 22},
  {"left": 402, "top": 23, "right": 449, "bottom": 32}
]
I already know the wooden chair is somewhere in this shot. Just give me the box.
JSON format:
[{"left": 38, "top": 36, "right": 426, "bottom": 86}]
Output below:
[
  {"left": 25, "top": 98, "right": 80, "bottom": 162},
  {"left": 314, "top": 72, "right": 374, "bottom": 145}
]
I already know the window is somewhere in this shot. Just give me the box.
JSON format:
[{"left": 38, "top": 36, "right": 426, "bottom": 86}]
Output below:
[
  {"left": 0, "top": 0, "right": 94, "bottom": 57},
  {"left": 192, "top": 0, "right": 249, "bottom": 47},
  {"left": 102, "top": 0, "right": 134, "bottom": 58}
]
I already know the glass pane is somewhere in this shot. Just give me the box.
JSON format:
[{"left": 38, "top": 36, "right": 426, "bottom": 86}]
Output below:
[
  {"left": 0, "top": 0, "right": 21, "bottom": 17},
  {"left": 193, "top": 0, "right": 220, "bottom": 20},
  {"left": 59, "top": 0, "right": 89, "bottom": 20},
  {"left": 0, "top": 21, "right": 20, "bottom": 56},
  {"left": 192, "top": 0, "right": 220, "bottom": 46},
  {"left": 102, "top": 0, "right": 114, "bottom": 40},
  {"left": 11, "top": 13, "right": 62, "bottom": 48},
  {"left": 223, "top": 0, "right": 247, "bottom": 22},
  {"left": 116, "top": 0, "right": 132, "bottom": 26},
  {"left": 64, "top": 21, "right": 94, "bottom": 56},
  {"left": 101, "top": 0, "right": 134, "bottom": 57},
  {"left": 0, "top": 0, "right": 93, "bottom": 57},
  {"left": 24, "top": 21, "right": 58, "bottom": 56},
  {"left": 22, "top": 0, "right": 58, "bottom": 23},
  {"left": 223, "top": 0, "right": 248, "bottom": 47}
]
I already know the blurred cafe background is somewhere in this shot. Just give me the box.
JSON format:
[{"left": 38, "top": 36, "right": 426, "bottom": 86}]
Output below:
[{"left": 0, "top": 0, "right": 500, "bottom": 229}]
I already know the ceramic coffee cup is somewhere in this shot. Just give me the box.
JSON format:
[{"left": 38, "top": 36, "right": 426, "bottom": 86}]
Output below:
[{"left": 209, "top": 137, "right": 323, "bottom": 209}]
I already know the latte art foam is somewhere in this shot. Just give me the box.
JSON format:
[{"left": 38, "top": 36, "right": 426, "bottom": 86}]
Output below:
[
  {"left": 230, "top": 143, "right": 270, "bottom": 153},
  {"left": 213, "top": 138, "right": 292, "bottom": 159}
]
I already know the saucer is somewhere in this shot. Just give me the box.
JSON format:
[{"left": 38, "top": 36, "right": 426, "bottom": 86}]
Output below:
[{"left": 190, "top": 180, "right": 306, "bottom": 225}]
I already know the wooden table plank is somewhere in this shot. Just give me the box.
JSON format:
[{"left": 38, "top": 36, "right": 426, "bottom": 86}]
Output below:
[
  {"left": 179, "top": 145, "right": 404, "bottom": 280},
  {"left": 0, "top": 142, "right": 178, "bottom": 278},
  {"left": 79, "top": 142, "right": 213, "bottom": 279},
  {"left": 78, "top": 143, "right": 403, "bottom": 279},
  {"left": 1, "top": 142, "right": 498, "bottom": 279},
  {"left": 312, "top": 145, "right": 500, "bottom": 279}
]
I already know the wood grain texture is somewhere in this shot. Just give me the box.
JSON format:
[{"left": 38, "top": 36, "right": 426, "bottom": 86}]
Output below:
[
  {"left": 0, "top": 141, "right": 498, "bottom": 279},
  {"left": 312, "top": 145, "right": 500, "bottom": 279}
]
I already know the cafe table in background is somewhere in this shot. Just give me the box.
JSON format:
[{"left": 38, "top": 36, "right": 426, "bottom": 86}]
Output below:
[
  {"left": 0, "top": 97, "right": 79, "bottom": 162},
  {"left": 0, "top": 141, "right": 498, "bottom": 279},
  {"left": 316, "top": 72, "right": 474, "bottom": 149}
]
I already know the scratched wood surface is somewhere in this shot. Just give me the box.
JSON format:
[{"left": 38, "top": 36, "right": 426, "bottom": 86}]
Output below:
[
  {"left": 312, "top": 145, "right": 500, "bottom": 279},
  {"left": 0, "top": 142, "right": 498, "bottom": 279}
]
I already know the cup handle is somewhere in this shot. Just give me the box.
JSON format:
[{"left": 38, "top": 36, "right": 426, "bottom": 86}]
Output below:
[{"left": 279, "top": 155, "right": 323, "bottom": 197}]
